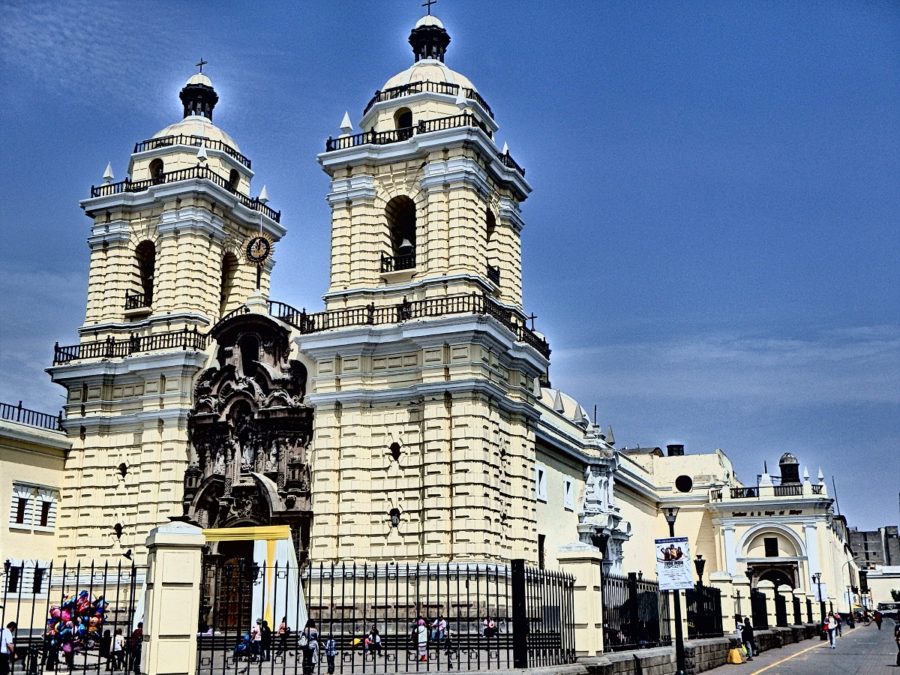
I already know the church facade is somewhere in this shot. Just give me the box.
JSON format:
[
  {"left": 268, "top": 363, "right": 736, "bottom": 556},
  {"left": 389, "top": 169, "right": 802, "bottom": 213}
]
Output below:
[{"left": 4, "top": 12, "right": 857, "bottom": 620}]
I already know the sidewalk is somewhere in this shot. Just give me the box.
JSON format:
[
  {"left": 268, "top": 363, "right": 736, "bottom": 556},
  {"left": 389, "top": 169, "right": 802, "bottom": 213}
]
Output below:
[{"left": 703, "top": 620, "right": 899, "bottom": 674}]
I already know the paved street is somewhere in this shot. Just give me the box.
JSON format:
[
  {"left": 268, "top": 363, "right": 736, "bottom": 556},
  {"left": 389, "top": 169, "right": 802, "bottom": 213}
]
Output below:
[{"left": 705, "top": 620, "right": 899, "bottom": 674}]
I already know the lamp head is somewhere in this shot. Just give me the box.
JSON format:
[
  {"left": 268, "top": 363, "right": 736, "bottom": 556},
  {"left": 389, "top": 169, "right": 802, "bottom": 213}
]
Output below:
[
  {"left": 746, "top": 565, "right": 754, "bottom": 581},
  {"left": 663, "top": 506, "right": 679, "bottom": 525}
]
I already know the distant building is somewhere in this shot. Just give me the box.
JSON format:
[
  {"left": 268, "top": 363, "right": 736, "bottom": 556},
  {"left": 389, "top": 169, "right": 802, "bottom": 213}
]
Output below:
[{"left": 850, "top": 525, "right": 900, "bottom": 569}]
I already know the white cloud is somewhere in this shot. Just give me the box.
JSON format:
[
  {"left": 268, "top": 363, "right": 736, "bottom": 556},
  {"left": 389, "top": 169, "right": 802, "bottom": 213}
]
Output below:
[{"left": 552, "top": 325, "right": 900, "bottom": 408}]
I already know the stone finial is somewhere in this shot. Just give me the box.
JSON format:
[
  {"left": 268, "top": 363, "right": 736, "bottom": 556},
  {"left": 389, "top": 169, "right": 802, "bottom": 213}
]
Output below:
[
  {"left": 817, "top": 467, "right": 825, "bottom": 484},
  {"left": 552, "top": 389, "right": 565, "bottom": 413},
  {"left": 502, "top": 141, "right": 509, "bottom": 155},
  {"left": 340, "top": 111, "right": 353, "bottom": 136},
  {"left": 258, "top": 185, "right": 269, "bottom": 204},
  {"left": 102, "top": 162, "right": 114, "bottom": 184},
  {"left": 196, "top": 142, "right": 208, "bottom": 163},
  {"left": 803, "top": 466, "right": 810, "bottom": 481},
  {"left": 455, "top": 90, "right": 467, "bottom": 108},
  {"left": 605, "top": 425, "right": 615, "bottom": 445}
]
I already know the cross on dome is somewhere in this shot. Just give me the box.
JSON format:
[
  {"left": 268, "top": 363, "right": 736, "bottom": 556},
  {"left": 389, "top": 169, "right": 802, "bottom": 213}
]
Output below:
[
  {"left": 195, "top": 57, "right": 208, "bottom": 73},
  {"left": 422, "top": 0, "right": 437, "bottom": 15}
]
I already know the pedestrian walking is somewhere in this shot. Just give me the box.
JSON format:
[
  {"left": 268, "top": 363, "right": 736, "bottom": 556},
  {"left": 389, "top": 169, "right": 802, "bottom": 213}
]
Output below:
[
  {"left": 260, "top": 620, "right": 272, "bottom": 661},
  {"left": 894, "top": 622, "right": 900, "bottom": 667},
  {"left": 128, "top": 623, "right": 143, "bottom": 675},
  {"left": 299, "top": 620, "right": 319, "bottom": 675},
  {"left": 826, "top": 614, "right": 837, "bottom": 648},
  {"left": 0, "top": 622, "right": 16, "bottom": 675},
  {"left": 100, "top": 630, "right": 112, "bottom": 671},
  {"left": 250, "top": 619, "right": 262, "bottom": 661},
  {"left": 874, "top": 610, "right": 883, "bottom": 630},
  {"left": 324, "top": 635, "right": 336, "bottom": 674},
  {"left": 741, "top": 617, "right": 755, "bottom": 661},
  {"left": 277, "top": 617, "right": 289, "bottom": 656},
  {"left": 833, "top": 612, "right": 842, "bottom": 637},
  {"left": 414, "top": 619, "right": 428, "bottom": 661},
  {"left": 112, "top": 628, "right": 126, "bottom": 669},
  {"left": 364, "top": 626, "right": 381, "bottom": 659}
]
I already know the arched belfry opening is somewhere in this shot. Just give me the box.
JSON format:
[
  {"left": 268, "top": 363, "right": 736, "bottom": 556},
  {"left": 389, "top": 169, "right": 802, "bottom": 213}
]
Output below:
[
  {"left": 228, "top": 169, "right": 240, "bottom": 193},
  {"left": 219, "top": 252, "right": 239, "bottom": 316},
  {"left": 382, "top": 196, "right": 417, "bottom": 271},
  {"left": 148, "top": 158, "right": 164, "bottom": 184},
  {"left": 134, "top": 240, "right": 155, "bottom": 305},
  {"left": 394, "top": 108, "right": 414, "bottom": 140}
]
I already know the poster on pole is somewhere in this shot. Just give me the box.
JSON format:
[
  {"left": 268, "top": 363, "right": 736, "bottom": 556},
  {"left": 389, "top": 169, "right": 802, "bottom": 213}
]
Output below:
[
  {"left": 812, "top": 583, "right": 828, "bottom": 603},
  {"left": 655, "top": 537, "right": 694, "bottom": 591}
]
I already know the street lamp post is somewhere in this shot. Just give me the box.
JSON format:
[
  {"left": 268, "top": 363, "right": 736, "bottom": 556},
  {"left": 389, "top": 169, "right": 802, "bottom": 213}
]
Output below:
[
  {"left": 694, "top": 554, "right": 706, "bottom": 588},
  {"left": 840, "top": 560, "right": 856, "bottom": 628},
  {"left": 812, "top": 572, "right": 826, "bottom": 639},
  {"left": 664, "top": 507, "right": 687, "bottom": 675}
]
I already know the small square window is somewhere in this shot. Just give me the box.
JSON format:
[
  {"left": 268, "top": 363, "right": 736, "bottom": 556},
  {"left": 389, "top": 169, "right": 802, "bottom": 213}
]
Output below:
[{"left": 764, "top": 537, "right": 779, "bottom": 557}]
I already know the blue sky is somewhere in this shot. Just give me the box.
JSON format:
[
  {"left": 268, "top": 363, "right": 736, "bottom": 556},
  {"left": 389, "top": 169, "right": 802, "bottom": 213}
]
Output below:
[{"left": 0, "top": 1, "right": 897, "bottom": 529}]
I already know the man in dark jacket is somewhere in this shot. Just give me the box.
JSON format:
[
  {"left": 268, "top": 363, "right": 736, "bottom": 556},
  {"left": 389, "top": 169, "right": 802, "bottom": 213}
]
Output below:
[{"left": 741, "top": 617, "right": 755, "bottom": 661}]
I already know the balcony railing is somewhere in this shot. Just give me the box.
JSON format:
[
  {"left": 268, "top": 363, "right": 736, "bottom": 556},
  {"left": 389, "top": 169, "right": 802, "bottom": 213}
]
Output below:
[
  {"left": 773, "top": 484, "right": 803, "bottom": 497},
  {"left": 380, "top": 251, "right": 416, "bottom": 273},
  {"left": 53, "top": 327, "right": 208, "bottom": 365},
  {"left": 267, "top": 293, "right": 550, "bottom": 358},
  {"left": 325, "top": 113, "right": 526, "bottom": 178},
  {"left": 0, "top": 401, "right": 63, "bottom": 431},
  {"left": 363, "top": 80, "right": 494, "bottom": 119},
  {"left": 124, "top": 291, "right": 152, "bottom": 311},
  {"left": 812, "top": 484, "right": 824, "bottom": 494},
  {"left": 133, "top": 134, "right": 252, "bottom": 169},
  {"left": 487, "top": 265, "right": 501, "bottom": 284},
  {"left": 89, "top": 165, "right": 280, "bottom": 222},
  {"left": 730, "top": 487, "right": 759, "bottom": 499}
]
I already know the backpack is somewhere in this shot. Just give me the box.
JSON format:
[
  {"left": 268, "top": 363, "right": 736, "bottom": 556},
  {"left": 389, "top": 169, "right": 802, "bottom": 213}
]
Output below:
[{"left": 298, "top": 631, "right": 309, "bottom": 649}]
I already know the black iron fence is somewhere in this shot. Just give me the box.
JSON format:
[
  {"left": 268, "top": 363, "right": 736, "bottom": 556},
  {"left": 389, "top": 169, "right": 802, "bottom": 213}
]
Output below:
[
  {"left": 750, "top": 589, "right": 769, "bottom": 629},
  {"left": 685, "top": 585, "right": 724, "bottom": 639},
  {"left": 53, "top": 327, "right": 208, "bottom": 365},
  {"left": 601, "top": 572, "right": 672, "bottom": 652},
  {"left": 363, "top": 80, "right": 494, "bottom": 119},
  {"left": 774, "top": 591, "right": 788, "bottom": 627},
  {"left": 0, "top": 401, "right": 63, "bottom": 431},
  {"left": 0, "top": 560, "right": 145, "bottom": 675},
  {"left": 197, "top": 559, "right": 574, "bottom": 674},
  {"left": 133, "top": 133, "right": 252, "bottom": 169}
]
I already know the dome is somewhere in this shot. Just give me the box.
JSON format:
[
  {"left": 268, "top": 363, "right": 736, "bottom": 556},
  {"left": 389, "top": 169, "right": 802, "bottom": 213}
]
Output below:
[
  {"left": 382, "top": 60, "right": 477, "bottom": 93},
  {"left": 779, "top": 452, "right": 799, "bottom": 465},
  {"left": 415, "top": 15, "right": 444, "bottom": 29},
  {"left": 185, "top": 72, "right": 213, "bottom": 88},
  {"left": 152, "top": 115, "right": 242, "bottom": 153},
  {"left": 540, "top": 387, "right": 592, "bottom": 426}
]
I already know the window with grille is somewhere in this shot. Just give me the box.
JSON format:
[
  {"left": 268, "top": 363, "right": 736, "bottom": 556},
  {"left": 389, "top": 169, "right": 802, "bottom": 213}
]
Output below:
[{"left": 535, "top": 465, "right": 548, "bottom": 502}]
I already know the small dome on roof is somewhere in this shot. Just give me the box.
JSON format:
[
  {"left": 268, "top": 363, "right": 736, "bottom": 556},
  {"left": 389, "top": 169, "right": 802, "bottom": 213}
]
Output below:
[
  {"left": 151, "top": 115, "right": 241, "bottom": 153},
  {"left": 415, "top": 14, "right": 444, "bottom": 29},
  {"left": 382, "top": 60, "right": 477, "bottom": 93},
  {"left": 185, "top": 72, "right": 213, "bottom": 88},
  {"left": 779, "top": 452, "right": 799, "bottom": 465}
]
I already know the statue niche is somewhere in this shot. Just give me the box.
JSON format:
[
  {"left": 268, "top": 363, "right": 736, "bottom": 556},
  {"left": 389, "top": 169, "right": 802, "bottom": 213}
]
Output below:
[{"left": 183, "top": 312, "right": 314, "bottom": 562}]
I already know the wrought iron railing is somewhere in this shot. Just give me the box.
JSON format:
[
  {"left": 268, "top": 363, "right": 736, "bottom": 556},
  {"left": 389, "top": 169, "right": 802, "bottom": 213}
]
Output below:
[
  {"left": 380, "top": 251, "right": 416, "bottom": 272},
  {"left": 730, "top": 487, "right": 759, "bottom": 499},
  {"left": 124, "top": 291, "right": 152, "bottom": 311},
  {"left": 774, "top": 590, "right": 789, "bottom": 627},
  {"left": 685, "top": 584, "right": 724, "bottom": 639},
  {"left": 89, "top": 166, "right": 280, "bottom": 222},
  {"left": 499, "top": 151, "right": 526, "bottom": 176},
  {"left": 363, "top": 80, "right": 494, "bottom": 119},
  {"left": 750, "top": 589, "right": 769, "bottom": 629},
  {"left": 267, "top": 293, "right": 551, "bottom": 358},
  {"left": 601, "top": 572, "right": 672, "bottom": 652},
  {"left": 0, "top": 560, "right": 144, "bottom": 675},
  {"left": 811, "top": 484, "right": 824, "bottom": 494},
  {"left": 0, "top": 401, "right": 63, "bottom": 431},
  {"left": 773, "top": 484, "right": 803, "bottom": 497},
  {"left": 487, "top": 265, "right": 501, "bottom": 284},
  {"left": 53, "top": 327, "right": 208, "bottom": 365},
  {"left": 196, "top": 559, "right": 574, "bottom": 674},
  {"left": 133, "top": 133, "right": 252, "bottom": 169}
]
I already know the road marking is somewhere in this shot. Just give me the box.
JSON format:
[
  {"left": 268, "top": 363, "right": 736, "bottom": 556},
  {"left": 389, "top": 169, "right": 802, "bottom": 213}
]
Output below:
[{"left": 750, "top": 641, "right": 826, "bottom": 674}]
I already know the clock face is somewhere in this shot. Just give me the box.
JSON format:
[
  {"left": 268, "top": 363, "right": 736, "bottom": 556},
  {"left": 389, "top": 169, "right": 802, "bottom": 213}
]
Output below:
[{"left": 246, "top": 236, "right": 271, "bottom": 264}]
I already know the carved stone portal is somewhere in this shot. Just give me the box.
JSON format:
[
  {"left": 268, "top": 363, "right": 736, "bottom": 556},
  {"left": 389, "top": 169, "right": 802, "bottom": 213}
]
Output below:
[{"left": 183, "top": 311, "right": 314, "bottom": 563}]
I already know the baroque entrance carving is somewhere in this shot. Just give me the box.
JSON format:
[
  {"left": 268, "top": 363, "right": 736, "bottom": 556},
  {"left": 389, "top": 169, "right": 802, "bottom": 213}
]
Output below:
[{"left": 182, "top": 312, "right": 314, "bottom": 563}]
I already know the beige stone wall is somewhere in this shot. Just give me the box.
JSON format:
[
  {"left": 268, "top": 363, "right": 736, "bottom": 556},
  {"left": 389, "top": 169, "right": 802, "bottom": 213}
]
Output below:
[
  {"left": 50, "top": 350, "right": 212, "bottom": 565},
  {"left": 534, "top": 448, "right": 583, "bottom": 568}
]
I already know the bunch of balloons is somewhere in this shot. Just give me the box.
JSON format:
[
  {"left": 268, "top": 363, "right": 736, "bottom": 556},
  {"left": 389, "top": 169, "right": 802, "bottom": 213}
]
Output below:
[{"left": 45, "top": 591, "right": 109, "bottom": 655}]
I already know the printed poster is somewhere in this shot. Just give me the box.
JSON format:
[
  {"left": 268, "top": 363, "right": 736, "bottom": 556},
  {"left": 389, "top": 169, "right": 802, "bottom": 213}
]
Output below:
[{"left": 655, "top": 536, "right": 694, "bottom": 591}]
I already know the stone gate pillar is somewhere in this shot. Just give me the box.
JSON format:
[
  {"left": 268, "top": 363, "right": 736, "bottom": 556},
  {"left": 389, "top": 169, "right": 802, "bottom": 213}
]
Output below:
[
  {"left": 757, "top": 580, "right": 776, "bottom": 628},
  {"left": 141, "top": 521, "right": 206, "bottom": 675},
  {"left": 557, "top": 543, "right": 604, "bottom": 657}
]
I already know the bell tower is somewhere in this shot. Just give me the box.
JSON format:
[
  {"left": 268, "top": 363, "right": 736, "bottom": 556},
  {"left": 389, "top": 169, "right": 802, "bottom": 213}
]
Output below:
[
  {"left": 305, "top": 15, "right": 548, "bottom": 564},
  {"left": 48, "top": 68, "right": 285, "bottom": 562}
]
